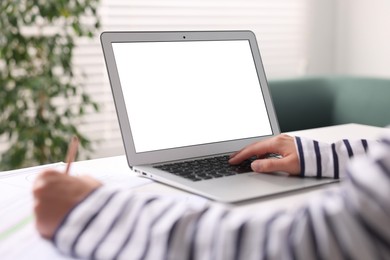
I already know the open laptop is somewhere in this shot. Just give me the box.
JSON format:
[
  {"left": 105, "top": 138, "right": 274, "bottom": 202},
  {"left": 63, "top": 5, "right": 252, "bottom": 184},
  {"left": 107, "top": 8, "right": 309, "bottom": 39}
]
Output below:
[{"left": 100, "top": 30, "right": 336, "bottom": 203}]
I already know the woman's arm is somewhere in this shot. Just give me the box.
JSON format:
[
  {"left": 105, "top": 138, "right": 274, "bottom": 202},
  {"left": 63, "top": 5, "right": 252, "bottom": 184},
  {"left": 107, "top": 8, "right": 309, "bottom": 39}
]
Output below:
[
  {"left": 296, "top": 136, "right": 377, "bottom": 178},
  {"left": 34, "top": 135, "right": 390, "bottom": 259}
]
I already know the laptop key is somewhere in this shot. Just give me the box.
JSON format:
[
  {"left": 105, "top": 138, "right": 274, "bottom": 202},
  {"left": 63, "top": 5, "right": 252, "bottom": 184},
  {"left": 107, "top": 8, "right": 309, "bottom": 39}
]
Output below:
[{"left": 154, "top": 154, "right": 257, "bottom": 181}]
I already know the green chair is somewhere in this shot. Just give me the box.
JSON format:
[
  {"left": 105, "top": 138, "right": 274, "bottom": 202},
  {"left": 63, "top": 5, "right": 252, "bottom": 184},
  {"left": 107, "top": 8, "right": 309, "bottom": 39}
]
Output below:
[{"left": 268, "top": 77, "right": 390, "bottom": 132}]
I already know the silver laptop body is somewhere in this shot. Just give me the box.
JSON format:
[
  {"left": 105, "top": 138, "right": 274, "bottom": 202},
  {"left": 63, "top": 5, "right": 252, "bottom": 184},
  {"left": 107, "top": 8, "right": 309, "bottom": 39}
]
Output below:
[{"left": 101, "top": 30, "right": 336, "bottom": 203}]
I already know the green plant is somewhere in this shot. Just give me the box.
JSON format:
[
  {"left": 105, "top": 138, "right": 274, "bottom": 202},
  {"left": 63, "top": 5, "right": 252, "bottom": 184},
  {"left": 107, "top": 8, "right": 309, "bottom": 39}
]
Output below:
[{"left": 0, "top": 0, "right": 100, "bottom": 170}]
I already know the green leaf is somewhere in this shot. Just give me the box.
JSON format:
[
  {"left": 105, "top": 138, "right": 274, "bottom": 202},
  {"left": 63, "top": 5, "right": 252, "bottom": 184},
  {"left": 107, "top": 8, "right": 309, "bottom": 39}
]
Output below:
[{"left": 0, "top": 0, "right": 100, "bottom": 169}]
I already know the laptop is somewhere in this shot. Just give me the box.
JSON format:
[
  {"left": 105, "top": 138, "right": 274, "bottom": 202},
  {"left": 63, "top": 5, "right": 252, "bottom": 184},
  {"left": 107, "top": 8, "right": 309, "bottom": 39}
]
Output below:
[{"left": 100, "top": 30, "right": 336, "bottom": 203}]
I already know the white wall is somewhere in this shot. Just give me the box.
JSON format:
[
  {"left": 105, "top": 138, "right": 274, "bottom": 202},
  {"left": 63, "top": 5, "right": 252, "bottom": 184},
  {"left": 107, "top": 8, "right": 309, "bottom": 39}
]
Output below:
[
  {"left": 305, "top": 0, "right": 336, "bottom": 75},
  {"left": 335, "top": 0, "right": 390, "bottom": 77},
  {"left": 307, "top": 0, "right": 390, "bottom": 77}
]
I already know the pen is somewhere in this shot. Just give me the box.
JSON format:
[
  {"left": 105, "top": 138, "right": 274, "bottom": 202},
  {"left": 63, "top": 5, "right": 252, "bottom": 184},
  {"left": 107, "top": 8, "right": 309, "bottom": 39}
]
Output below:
[{"left": 64, "top": 136, "right": 79, "bottom": 175}]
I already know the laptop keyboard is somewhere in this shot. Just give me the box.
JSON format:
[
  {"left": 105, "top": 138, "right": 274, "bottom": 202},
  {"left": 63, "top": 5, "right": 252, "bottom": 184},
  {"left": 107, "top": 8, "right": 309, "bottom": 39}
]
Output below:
[{"left": 153, "top": 155, "right": 256, "bottom": 182}]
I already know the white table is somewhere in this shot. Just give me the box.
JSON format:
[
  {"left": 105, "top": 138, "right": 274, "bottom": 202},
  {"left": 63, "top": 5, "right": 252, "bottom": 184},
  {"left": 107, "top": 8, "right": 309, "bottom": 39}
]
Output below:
[{"left": 0, "top": 123, "right": 388, "bottom": 259}]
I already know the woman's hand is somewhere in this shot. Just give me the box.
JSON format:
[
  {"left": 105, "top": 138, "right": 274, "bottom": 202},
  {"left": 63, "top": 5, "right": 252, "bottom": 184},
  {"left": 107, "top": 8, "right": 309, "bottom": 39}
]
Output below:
[
  {"left": 229, "top": 134, "right": 301, "bottom": 175},
  {"left": 33, "top": 170, "right": 102, "bottom": 239}
]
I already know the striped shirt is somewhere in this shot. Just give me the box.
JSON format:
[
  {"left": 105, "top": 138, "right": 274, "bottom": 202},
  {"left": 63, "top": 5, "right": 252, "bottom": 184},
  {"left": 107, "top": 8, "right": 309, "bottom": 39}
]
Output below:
[{"left": 52, "top": 135, "right": 390, "bottom": 260}]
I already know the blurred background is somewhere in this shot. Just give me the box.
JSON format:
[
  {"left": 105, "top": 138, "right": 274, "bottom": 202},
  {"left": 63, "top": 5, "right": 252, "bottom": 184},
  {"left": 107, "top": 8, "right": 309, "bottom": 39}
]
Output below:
[{"left": 1, "top": 0, "right": 389, "bottom": 169}]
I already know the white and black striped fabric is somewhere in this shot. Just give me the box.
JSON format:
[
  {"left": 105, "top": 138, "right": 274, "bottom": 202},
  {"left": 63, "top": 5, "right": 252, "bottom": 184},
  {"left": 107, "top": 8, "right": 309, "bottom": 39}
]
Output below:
[
  {"left": 295, "top": 137, "right": 375, "bottom": 179},
  {"left": 51, "top": 135, "right": 390, "bottom": 260}
]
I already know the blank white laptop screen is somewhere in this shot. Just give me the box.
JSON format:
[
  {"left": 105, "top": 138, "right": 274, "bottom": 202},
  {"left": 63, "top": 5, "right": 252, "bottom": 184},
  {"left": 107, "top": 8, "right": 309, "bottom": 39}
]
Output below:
[{"left": 112, "top": 40, "right": 273, "bottom": 153}]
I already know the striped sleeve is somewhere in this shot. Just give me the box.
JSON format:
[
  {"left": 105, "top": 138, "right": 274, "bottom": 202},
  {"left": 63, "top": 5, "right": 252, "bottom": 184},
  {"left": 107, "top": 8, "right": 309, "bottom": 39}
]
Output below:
[
  {"left": 295, "top": 137, "right": 377, "bottom": 179},
  {"left": 52, "top": 135, "right": 390, "bottom": 260}
]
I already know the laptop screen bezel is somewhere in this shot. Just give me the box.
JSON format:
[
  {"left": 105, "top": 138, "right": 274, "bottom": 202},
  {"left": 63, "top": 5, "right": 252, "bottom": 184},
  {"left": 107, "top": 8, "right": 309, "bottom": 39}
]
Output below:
[{"left": 100, "top": 30, "right": 280, "bottom": 166}]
